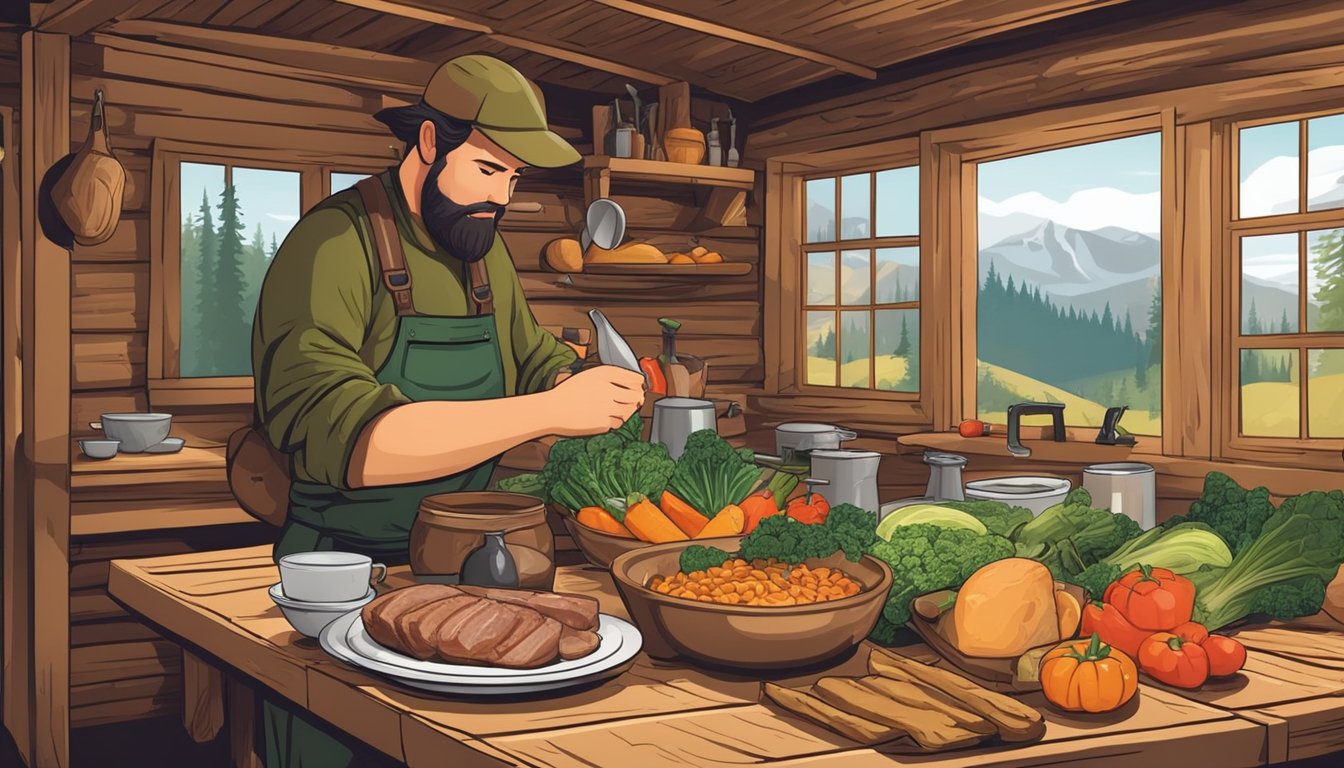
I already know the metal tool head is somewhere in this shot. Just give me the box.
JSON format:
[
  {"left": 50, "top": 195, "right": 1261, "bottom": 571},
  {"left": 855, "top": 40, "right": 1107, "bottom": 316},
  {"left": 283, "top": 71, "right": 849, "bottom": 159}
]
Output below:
[{"left": 580, "top": 198, "right": 626, "bottom": 253}]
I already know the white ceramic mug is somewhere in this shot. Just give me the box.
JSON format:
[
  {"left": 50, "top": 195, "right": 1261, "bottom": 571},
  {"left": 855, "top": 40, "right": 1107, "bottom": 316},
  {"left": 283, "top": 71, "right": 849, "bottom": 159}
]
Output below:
[{"left": 278, "top": 551, "right": 386, "bottom": 603}]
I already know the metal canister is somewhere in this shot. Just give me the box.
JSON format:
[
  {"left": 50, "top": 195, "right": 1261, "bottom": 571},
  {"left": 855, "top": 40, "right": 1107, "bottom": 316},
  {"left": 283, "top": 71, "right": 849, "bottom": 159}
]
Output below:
[{"left": 1083, "top": 462, "right": 1156, "bottom": 530}]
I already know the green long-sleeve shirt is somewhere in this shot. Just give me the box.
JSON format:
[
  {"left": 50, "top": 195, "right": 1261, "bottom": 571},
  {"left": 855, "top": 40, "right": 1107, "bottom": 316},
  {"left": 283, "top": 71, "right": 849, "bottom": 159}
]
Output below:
[{"left": 251, "top": 170, "right": 576, "bottom": 489}]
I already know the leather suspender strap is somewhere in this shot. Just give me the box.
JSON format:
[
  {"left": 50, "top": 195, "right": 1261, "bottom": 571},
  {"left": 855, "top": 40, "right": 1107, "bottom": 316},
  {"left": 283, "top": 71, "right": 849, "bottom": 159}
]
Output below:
[
  {"left": 354, "top": 177, "right": 416, "bottom": 316},
  {"left": 468, "top": 258, "right": 494, "bottom": 316}
]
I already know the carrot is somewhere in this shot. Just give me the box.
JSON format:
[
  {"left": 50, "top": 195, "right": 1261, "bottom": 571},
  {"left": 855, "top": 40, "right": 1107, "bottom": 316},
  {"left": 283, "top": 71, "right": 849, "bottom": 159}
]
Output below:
[
  {"left": 696, "top": 504, "right": 745, "bottom": 538},
  {"left": 738, "top": 490, "right": 780, "bottom": 534},
  {"left": 660, "top": 490, "right": 709, "bottom": 537},
  {"left": 624, "top": 494, "right": 689, "bottom": 543},
  {"left": 576, "top": 506, "right": 634, "bottom": 538}
]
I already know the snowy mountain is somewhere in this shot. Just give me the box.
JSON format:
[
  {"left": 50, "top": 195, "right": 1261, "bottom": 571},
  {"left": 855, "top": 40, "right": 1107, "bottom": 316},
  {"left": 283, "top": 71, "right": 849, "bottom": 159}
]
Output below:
[{"left": 978, "top": 216, "right": 1160, "bottom": 334}]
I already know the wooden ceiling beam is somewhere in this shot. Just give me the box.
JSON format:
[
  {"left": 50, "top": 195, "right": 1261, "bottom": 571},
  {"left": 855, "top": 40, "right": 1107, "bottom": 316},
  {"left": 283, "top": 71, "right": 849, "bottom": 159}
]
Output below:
[
  {"left": 332, "top": 0, "right": 675, "bottom": 87},
  {"left": 592, "top": 0, "right": 876, "bottom": 80},
  {"left": 32, "top": 0, "right": 142, "bottom": 35}
]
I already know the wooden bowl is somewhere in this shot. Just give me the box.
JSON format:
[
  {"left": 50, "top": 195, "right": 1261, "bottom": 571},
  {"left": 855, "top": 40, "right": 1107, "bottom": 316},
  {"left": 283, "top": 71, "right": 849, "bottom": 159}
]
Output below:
[
  {"left": 558, "top": 509, "right": 650, "bottom": 568},
  {"left": 663, "top": 127, "right": 705, "bottom": 165},
  {"left": 610, "top": 537, "right": 893, "bottom": 669},
  {"left": 410, "top": 492, "right": 556, "bottom": 590}
]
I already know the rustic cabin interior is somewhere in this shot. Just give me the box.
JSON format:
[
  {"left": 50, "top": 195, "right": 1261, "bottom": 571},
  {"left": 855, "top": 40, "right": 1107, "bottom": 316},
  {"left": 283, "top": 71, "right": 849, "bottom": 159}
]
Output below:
[{"left": 5, "top": 0, "right": 1344, "bottom": 767}]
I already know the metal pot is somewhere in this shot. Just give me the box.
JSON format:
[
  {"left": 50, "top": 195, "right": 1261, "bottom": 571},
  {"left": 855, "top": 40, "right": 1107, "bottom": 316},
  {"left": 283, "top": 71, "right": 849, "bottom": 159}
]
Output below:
[
  {"left": 774, "top": 422, "right": 857, "bottom": 459},
  {"left": 807, "top": 449, "right": 881, "bottom": 514},
  {"left": 650, "top": 397, "right": 717, "bottom": 459}
]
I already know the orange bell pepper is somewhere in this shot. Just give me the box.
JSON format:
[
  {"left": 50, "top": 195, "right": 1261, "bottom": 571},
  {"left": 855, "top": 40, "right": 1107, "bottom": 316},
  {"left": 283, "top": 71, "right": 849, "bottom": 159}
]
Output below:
[
  {"left": 638, "top": 357, "right": 667, "bottom": 395},
  {"left": 1080, "top": 600, "right": 1154, "bottom": 660}
]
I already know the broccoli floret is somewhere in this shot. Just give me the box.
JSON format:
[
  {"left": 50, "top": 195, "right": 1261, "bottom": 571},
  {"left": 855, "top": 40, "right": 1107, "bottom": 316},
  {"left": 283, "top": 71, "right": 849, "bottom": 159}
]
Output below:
[
  {"left": 1195, "top": 489, "right": 1344, "bottom": 630},
  {"left": 1246, "top": 575, "right": 1328, "bottom": 622},
  {"left": 739, "top": 514, "right": 839, "bottom": 564},
  {"left": 597, "top": 440, "right": 675, "bottom": 502},
  {"left": 825, "top": 504, "right": 879, "bottom": 562},
  {"left": 1013, "top": 496, "right": 1142, "bottom": 579},
  {"left": 1183, "top": 472, "right": 1276, "bottom": 556},
  {"left": 868, "top": 523, "right": 1015, "bottom": 628},
  {"left": 940, "top": 499, "right": 1035, "bottom": 538},
  {"left": 679, "top": 545, "right": 734, "bottom": 575},
  {"left": 1071, "top": 562, "right": 1123, "bottom": 601},
  {"left": 869, "top": 615, "right": 903, "bottom": 646},
  {"left": 541, "top": 415, "right": 671, "bottom": 511},
  {"left": 665, "top": 429, "right": 762, "bottom": 517},
  {"left": 495, "top": 472, "right": 545, "bottom": 497}
]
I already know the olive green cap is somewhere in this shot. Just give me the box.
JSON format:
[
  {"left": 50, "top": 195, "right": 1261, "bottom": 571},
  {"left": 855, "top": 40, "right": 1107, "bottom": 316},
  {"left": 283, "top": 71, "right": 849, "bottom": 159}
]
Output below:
[{"left": 423, "top": 55, "right": 580, "bottom": 169}]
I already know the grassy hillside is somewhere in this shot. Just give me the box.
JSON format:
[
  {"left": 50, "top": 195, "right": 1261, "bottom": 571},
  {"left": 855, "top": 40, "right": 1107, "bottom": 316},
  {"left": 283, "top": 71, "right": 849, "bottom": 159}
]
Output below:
[
  {"left": 807, "top": 355, "right": 909, "bottom": 389},
  {"left": 978, "top": 362, "right": 1161, "bottom": 434}
]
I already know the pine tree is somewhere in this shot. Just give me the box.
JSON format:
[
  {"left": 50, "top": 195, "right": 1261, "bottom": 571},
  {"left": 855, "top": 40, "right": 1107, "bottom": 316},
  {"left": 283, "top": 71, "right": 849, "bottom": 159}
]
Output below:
[
  {"left": 211, "top": 184, "right": 251, "bottom": 375},
  {"left": 180, "top": 210, "right": 201, "bottom": 377},
  {"left": 269, "top": 233, "right": 279, "bottom": 259},
  {"left": 894, "top": 316, "right": 911, "bottom": 357},
  {"left": 1247, "top": 299, "right": 1262, "bottom": 335},
  {"left": 194, "top": 190, "right": 220, "bottom": 375},
  {"left": 1101, "top": 302, "right": 1114, "bottom": 333},
  {"left": 1123, "top": 312, "right": 1134, "bottom": 340},
  {"left": 246, "top": 223, "right": 266, "bottom": 300},
  {"left": 1312, "top": 230, "right": 1344, "bottom": 374},
  {"left": 1280, "top": 309, "right": 1292, "bottom": 334},
  {"left": 1135, "top": 344, "right": 1149, "bottom": 390},
  {"left": 1147, "top": 282, "right": 1162, "bottom": 367}
]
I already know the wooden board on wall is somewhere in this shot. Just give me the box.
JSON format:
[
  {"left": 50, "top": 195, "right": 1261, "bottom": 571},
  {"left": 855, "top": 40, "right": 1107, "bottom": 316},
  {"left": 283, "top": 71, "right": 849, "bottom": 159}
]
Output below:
[{"left": 72, "top": 262, "right": 148, "bottom": 331}]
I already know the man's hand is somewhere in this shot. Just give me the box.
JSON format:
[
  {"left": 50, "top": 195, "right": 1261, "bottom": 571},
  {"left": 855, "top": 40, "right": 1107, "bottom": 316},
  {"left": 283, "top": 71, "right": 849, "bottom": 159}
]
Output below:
[{"left": 543, "top": 365, "right": 645, "bottom": 436}]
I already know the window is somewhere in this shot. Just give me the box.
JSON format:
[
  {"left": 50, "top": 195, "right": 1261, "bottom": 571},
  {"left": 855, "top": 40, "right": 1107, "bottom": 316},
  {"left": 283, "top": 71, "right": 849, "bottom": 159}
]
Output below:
[
  {"left": 801, "top": 166, "right": 920, "bottom": 392},
  {"left": 179, "top": 162, "right": 300, "bottom": 377},
  {"left": 151, "top": 142, "right": 386, "bottom": 400},
  {"left": 1232, "top": 111, "right": 1344, "bottom": 440},
  {"left": 975, "top": 133, "right": 1162, "bottom": 435}
]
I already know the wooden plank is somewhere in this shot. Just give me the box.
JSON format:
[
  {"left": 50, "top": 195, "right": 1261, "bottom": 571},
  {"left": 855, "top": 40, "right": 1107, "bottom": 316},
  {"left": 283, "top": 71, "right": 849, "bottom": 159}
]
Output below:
[
  {"left": 70, "top": 674, "right": 179, "bottom": 709},
  {"left": 71, "top": 499, "right": 256, "bottom": 537},
  {"left": 71, "top": 389, "right": 148, "bottom": 438},
  {"left": 70, "top": 588, "right": 128, "bottom": 623},
  {"left": 34, "top": 0, "right": 140, "bottom": 35},
  {"left": 70, "top": 641, "right": 180, "bottom": 688},
  {"left": 72, "top": 262, "right": 148, "bottom": 331},
  {"left": 182, "top": 650, "right": 225, "bottom": 743},
  {"left": 0, "top": 99, "right": 27, "bottom": 768},
  {"left": 18, "top": 30, "right": 72, "bottom": 768},
  {"left": 72, "top": 445, "right": 225, "bottom": 477},
  {"left": 526, "top": 273, "right": 759, "bottom": 303},
  {"left": 592, "top": 0, "right": 875, "bottom": 79},
  {"left": 583, "top": 157, "right": 756, "bottom": 189},
  {"left": 530, "top": 301, "right": 759, "bottom": 339},
  {"left": 228, "top": 677, "right": 263, "bottom": 768},
  {"left": 1172, "top": 120, "right": 1214, "bottom": 458},
  {"left": 71, "top": 621, "right": 164, "bottom": 649},
  {"left": 117, "top": 149, "right": 151, "bottom": 212},
  {"left": 72, "top": 213, "right": 146, "bottom": 263},
  {"left": 71, "top": 561, "right": 112, "bottom": 591},
  {"left": 1254, "top": 697, "right": 1344, "bottom": 762},
  {"left": 73, "top": 332, "right": 147, "bottom": 390},
  {"left": 70, "top": 693, "right": 178, "bottom": 729},
  {"left": 749, "top": 1, "right": 1344, "bottom": 158},
  {"left": 1230, "top": 625, "right": 1344, "bottom": 671}
]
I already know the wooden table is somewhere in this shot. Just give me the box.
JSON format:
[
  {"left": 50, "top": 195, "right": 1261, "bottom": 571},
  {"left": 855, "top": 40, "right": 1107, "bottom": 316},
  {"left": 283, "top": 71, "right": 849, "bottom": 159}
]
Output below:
[{"left": 108, "top": 546, "right": 1344, "bottom": 768}]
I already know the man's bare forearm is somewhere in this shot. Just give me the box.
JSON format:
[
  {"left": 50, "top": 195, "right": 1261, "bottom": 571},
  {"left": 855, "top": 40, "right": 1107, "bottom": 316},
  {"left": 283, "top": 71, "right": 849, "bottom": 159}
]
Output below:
[{"left": 346, "top": 392, "right": 554, "bottom": 488}]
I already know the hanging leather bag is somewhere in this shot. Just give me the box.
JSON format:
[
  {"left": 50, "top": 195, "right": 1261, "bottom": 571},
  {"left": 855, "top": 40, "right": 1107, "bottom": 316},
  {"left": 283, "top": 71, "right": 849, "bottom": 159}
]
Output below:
[{"left": 52, "top": 88, "right": 126, "bottom": 246}]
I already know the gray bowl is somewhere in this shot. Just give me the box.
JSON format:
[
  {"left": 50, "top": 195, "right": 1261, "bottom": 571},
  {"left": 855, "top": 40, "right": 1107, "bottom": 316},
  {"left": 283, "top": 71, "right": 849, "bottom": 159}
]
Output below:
[
  {"left": 79, "top": 439, "right": 121, "bottom": 459},
  {"left": 268, "top": 583, "right": 376, "bottom": 638},
  {"left": 97, "top": 412, "right": 172, "bottom": 453}
]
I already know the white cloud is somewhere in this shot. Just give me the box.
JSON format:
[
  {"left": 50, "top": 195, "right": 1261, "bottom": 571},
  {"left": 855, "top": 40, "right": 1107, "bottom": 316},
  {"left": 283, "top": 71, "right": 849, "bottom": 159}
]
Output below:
[
  {"left": 266, "top": 213, "right": 299, "bottom": 223},
  {"left": 1241, "top": 145, "right": 1344, "bottom": 216},
  {"left": 978, "top": 186, "right": 1160, "bottom": 235}
]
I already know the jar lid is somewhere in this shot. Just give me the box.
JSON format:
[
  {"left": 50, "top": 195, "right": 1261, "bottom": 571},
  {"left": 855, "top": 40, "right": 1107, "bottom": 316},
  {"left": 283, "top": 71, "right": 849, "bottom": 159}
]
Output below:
[
  {"left": 653, "top": 397, "right": 715, "bottom": 409},
  {"left": 1083, "top": 462, "right": 1155, "bottom": 476},
  {"left": 808, "top": 449, "right": 881, "bottom": 459}
]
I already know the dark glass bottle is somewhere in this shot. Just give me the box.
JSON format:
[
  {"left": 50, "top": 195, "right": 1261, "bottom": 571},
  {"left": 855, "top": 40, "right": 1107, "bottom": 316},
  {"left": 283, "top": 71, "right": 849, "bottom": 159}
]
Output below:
[{"left": 460, "top": 532, "right": 519, "bottom": 588}]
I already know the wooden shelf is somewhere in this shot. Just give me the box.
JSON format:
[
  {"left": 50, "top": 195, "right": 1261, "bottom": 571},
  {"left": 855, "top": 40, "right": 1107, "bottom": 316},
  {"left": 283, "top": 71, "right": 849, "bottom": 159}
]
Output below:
[
  {"left": 583, "top": 262, "right": 752, "bottom": 277},
  {"left": 582, "top": 156, "right": 754, "bottom": 204}
]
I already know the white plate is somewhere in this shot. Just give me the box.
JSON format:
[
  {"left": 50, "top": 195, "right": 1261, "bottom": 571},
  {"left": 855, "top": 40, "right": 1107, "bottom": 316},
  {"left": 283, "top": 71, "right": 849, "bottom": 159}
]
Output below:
[
  {"left": 319, "top": 611, "right": 642, "bottom": 696},
  {"left": 143, "top": 437, "right": 185, "bottom": 454},
  {"left": 344, "top": 610, "right": 625, "bottom": 678}
]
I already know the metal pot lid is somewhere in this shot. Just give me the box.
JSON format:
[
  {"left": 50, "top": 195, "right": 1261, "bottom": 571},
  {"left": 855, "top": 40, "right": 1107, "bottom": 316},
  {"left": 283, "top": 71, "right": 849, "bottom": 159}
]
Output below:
[
  {"left": 1083, "top": 462, "right": 1155, "bottom": 475},
  {"left": 808, "top": 449, "right": 881, "bottom": 459},
  {"left": 653, "top": 397, "right": 715, "bottom": 409},
  {"left": 776, "top": 422, "right": 847, "bottom": 433}
]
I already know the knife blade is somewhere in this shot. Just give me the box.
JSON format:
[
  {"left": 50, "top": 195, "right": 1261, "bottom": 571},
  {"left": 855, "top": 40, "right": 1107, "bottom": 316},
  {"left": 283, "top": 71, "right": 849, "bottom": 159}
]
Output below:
[{"left": 588, "top": 308, "right": 642, "bottom": 374}]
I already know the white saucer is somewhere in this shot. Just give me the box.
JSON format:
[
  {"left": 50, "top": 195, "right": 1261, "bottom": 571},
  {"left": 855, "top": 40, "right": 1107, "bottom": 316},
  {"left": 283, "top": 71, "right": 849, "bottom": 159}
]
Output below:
[{"left": 143, "top": 437, "right": 185, "bottom": 454}]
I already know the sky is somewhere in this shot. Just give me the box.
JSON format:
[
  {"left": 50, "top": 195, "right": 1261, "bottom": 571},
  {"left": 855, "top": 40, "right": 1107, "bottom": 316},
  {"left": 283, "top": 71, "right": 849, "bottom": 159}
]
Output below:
[{"left": 179, "top": 165, "right": 372, "bottom": 254}]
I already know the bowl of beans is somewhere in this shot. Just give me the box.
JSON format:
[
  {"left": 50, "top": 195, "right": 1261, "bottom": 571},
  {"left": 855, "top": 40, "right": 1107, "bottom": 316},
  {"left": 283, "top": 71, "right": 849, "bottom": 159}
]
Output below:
[{"left": 609, "top": 537, "right": 892, "bottom": 670}]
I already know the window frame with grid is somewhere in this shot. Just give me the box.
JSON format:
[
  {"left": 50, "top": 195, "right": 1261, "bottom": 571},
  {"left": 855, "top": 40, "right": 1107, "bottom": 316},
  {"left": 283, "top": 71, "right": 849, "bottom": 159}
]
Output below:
[
  {"left": 1223, "top": 108, "right": 1344, "bottom": 455},
  {"left": 148, "top": 138, "right": 386, "bottom": 408},
  {"left": 798, "top": 164, "right": 922, "bottom": 398}
]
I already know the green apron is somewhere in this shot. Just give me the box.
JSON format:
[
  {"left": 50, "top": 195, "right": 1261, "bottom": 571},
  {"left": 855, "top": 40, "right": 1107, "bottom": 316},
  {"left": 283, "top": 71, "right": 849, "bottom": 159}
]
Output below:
[{"left": 264, "top": 307, "right": 506, "bottom": 768}]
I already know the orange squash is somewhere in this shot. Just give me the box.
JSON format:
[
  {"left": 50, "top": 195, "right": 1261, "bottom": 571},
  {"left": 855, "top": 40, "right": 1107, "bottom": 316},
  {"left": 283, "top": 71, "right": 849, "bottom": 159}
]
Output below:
[
  {"left": 1039, "top": 634, "right": 1138, "bottom": 713},
  {"left": 623, "top": 494, "right": 689, "bottom": 543},
  {"left": 695, "top": 504, "right": 745, "bottom": 538},
  {"left": 576, "top": 506, "right": 633, "bottom": 538}
]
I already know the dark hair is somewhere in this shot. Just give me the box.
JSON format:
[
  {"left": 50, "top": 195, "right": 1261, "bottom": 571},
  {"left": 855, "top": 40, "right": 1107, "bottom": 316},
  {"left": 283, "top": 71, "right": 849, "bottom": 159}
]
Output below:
[{"left": 373, "top": 101, "right": 473, "bottom": 161}]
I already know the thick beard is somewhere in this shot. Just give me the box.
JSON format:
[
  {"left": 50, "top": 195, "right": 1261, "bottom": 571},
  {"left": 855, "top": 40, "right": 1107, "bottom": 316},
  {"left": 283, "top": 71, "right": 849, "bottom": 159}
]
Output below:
[{"left": 419, "top": 158, "right": 505, "bottom": 262}]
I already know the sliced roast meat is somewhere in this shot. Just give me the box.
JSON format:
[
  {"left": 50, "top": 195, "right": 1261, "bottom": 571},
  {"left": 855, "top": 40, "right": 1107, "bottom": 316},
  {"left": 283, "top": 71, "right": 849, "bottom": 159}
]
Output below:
[
  {"left": 362, "top": 584, "right": 456, "bottom": 650},
  {"left": 438, "top": 601, "right": 527, "bottom": 661},
  {"left": 496, "top": 615, "right": 563, "bottom": 668},
  {"left": 558, "top": 626, "right": 601, "bottom": 660},
  {"left": 455, "top": 585, "right": 599, "bottom": 630},
  {"left": 399, "top": 595, "right": 481, "bottom": 660}
]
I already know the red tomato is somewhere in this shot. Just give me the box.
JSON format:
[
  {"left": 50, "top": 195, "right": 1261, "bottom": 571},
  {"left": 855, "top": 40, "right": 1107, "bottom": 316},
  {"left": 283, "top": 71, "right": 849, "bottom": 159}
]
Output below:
[
  {"left": 1170, "top": 621, "right": 1209, "bottom": 645},
  {"left": 1080, "top": 601, "right": 1154, "bottom": 660},
  {"left": 1138, "top": 632, "right": 1210, "bottom": 689},
  {"left": 1202, "top": 635, "right": 1247, "bottom": 678},
  {"left": 1104, "top": 565, "right": 1195, "bottom": 631}
]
